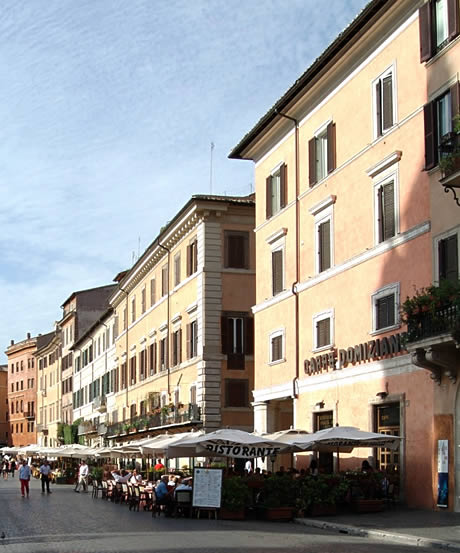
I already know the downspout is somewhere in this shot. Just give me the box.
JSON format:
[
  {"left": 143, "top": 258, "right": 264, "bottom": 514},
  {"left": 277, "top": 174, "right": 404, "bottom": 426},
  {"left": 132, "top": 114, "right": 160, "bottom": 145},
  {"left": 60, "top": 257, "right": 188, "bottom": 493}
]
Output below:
[
  {"left": 158, "top": 241, "right": 171, "bottom": 399},
  {"left": 119, "top": 288, "right": 129, "bottom": 419},
  {"left": 275, "top": 110, "right": 300, "bottom": 400}
]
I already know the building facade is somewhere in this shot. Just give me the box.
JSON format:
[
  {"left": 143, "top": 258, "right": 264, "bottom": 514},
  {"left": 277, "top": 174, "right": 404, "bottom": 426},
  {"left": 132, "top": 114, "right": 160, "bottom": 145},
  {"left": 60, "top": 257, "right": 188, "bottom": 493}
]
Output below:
[
  {"left": 82, "top": 195, "right": 256, "bottom": 451},
  {"left": 230, "top": 0, "right": 460, "bottom": 509},
  {"left": 5, "top": 334, "right": 37, "bottom": 447},
  {"left": 0, "top": 365, "right": 8, "bottom": 446}
]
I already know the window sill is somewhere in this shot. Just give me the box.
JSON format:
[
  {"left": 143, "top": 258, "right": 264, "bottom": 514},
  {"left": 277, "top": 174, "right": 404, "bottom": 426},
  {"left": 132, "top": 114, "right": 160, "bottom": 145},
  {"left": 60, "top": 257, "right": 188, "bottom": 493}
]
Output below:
[
  {"left": 312, "top": 344, "right": 334, "bottom": 354},
  {"left": 369, "top": 323, "right": 401, "bottom": 337},
  {"left": 426, "top": 35, "right": 460, "bottom": 67},
  {"left": 269, "top": 358, "right": 286, "bottom": 366}
]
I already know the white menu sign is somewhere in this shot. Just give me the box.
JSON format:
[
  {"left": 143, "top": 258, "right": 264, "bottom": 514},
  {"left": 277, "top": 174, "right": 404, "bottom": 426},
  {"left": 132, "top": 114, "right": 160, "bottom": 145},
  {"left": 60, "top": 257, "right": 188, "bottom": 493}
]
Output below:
[{"left": 192, "top": 468, "right": 222, "bottom": 508}]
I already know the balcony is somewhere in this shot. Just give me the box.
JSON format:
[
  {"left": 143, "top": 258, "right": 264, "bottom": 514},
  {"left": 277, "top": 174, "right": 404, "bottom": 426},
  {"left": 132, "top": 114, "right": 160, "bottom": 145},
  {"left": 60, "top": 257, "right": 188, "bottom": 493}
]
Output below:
[
  {"left": 97, "top": 423, "right": 107, "bottom": 436},
  {"left": 36, "top": 424, "right": 48, "bottom": 435},
  {"left": 405, "top": 302, "right": 460, "bottom": 384},
  {"left": 439, "top": 133, "right": 460, "bottom": 206},
  {"left": 92, "top": 396, "right": 107, "bottom": 413},
  {"left": 106, "top": 403, "right": 201, "bottom": 437},
  {"left": 25, "top": 412, "right": 35, "bottom": 420},
  {"left": 78, "top": 421, "right": 97, "bottom": 436}
]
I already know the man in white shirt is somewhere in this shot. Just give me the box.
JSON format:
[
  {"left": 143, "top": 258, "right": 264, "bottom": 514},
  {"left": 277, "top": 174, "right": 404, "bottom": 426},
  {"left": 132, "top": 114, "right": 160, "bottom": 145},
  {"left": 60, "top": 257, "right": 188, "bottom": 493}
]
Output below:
[
  {"left": 74, "top": 460, "right": 89, "bottom": 492},
  {"left": 19, "top": 460, "right": 31, "bottom": 498},
  {"left": 129, "top": 469, "right": 142, "bottom": 485},
  {"left": 111, "top": 469, "right": 132, "bottom": 483},
  {"left": 39, "top": 460, "right": 52, "bottom": 494}
]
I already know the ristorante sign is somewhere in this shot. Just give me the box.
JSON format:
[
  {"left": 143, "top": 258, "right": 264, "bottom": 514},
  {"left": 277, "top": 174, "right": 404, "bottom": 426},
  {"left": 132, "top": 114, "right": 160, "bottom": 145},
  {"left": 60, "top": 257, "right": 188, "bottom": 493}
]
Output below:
[
  {"left": 304, "top": 332, "right": 407, "bottom": 376},
  {"left": 202, "top": 443, "right": 282, "bottom": 458}
]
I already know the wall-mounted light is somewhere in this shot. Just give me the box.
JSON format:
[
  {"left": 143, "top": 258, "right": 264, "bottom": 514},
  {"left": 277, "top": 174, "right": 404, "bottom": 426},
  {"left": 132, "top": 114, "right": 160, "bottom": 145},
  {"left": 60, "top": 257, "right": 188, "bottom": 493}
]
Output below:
[
  {"left": 376, "top": 391, "right": 388, "bottom": 399},
  {"left": 315, "top": 401, "right": 325, "bottom": 409}
]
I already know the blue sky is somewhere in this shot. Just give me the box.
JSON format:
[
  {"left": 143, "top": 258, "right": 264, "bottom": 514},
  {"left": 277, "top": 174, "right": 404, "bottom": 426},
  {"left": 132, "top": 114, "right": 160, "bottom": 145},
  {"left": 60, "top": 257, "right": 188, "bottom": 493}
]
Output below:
[{"left": 1, "top": 0, "right": 368, "bottom": 360}]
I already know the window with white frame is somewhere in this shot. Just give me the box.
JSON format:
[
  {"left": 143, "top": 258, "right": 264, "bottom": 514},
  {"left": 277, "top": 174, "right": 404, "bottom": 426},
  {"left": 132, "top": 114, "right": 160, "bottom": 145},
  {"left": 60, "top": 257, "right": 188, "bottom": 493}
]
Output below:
[
  {"left": 419, "top": 0, "right": 459, "bottom": 62},
  {"left": 313, "top": 310, "right": 334, "bottom": 351},
  {"left": 310, "top": 199, "right": 335, "bottom": 274},
  {"left": 269, "top": 329, "right": 285, "bottom": 364},
  {"left": 372, "top": 283, "right": 400, "bottom": 333},
  {"left": 373, "top": 170, "right": 398, "bottom": 244},
  {"left": 266, "top": 163, "right": 287, "bottom": 219},
  {"left": 267, "top": 229, "right": 287, "bottom": 297},
  {"left": 309, "top": 121, "right": 336, "bottom": 186},
  {"left": 434, "top": 227, "right": 459, "bottom": 283},
  {"left": 373, "top": 66, "right": 396, "bottom": 138}
]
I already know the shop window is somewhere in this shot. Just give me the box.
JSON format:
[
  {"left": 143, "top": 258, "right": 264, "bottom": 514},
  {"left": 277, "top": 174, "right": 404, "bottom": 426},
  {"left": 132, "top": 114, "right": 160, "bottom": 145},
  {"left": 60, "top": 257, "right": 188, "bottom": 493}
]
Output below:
[{"left": 375, "top": 403, "right": 400, "bottom": 474}]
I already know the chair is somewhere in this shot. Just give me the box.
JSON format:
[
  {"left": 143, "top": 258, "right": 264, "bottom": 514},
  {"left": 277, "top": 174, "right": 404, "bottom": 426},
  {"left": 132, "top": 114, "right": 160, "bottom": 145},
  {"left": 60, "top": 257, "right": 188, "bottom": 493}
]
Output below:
[
  {"left": 129, "top": 485, "right": 141, "bottom": 511},
  {"left": 106, "top": 480, "right": 115, "bottom": 501},
  {"left": 175, "top": 489, "right": 193, "bottom": 518},
  {"left": 120, "top": 483, "right": 129, "bottom": 504},
  {"left": 101, "top": 480, "right": 108, "bottom": 500},
  {"left": 92, "top": 480, "right": 103, "bottom": 499}
]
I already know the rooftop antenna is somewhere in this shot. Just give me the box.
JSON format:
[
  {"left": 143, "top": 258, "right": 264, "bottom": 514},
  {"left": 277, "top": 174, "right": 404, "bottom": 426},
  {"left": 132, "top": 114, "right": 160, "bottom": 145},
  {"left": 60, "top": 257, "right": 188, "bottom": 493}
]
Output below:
[
  {"left": 138, "top": 236, "right": 141, "bottom": 259},
  {"left": 210, "top": 141, "right": 215, "bottom": 195}
]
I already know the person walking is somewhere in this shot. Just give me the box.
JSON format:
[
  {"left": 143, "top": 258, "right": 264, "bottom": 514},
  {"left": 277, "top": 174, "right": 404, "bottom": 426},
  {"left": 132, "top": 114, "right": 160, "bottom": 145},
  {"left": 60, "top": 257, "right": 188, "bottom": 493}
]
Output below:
[
  {"left": 19, "top": 460, "right": 31, "bottom": 498},
  {"left": 39, "top": 460, "right": 52, "bottom": 493},
  {"left": 10, "top": 459, "right": 16, "bottom": 478},
  {"left": 75, "top": 460, "right": 89, "bottom": 493},
  {"left": 3, "top": 459, "right": 9, "bottom": 480}
]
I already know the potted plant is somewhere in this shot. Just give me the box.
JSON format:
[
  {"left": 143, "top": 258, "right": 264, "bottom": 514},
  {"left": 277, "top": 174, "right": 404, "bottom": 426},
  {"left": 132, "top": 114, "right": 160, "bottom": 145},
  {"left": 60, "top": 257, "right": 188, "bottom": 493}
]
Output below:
[
  {"left": 439, "top": 114, "right": 460, "bottom": 178},
  {"left": 259, "top": 475, "right": 298, "bottom": 521},
  {"left": 346, "top": 471, "right": 385, "bottom": 513},
  {"left": 220, "top": 477, "right": 249, "bottom": 520},
  {"left": 90, "top": 466, "right": 103, "bottom": 482},
  {"left": 297, "top": 475, "right": 347, "bottom": 517},
  {"left": 122, "top": 423, "right": 132, "bottom": 434}
]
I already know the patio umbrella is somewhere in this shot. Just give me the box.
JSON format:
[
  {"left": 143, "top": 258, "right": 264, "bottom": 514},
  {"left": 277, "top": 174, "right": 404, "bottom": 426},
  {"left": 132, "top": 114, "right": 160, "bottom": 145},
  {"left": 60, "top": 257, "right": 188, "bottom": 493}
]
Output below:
[
  {"left": 292, "top": 426, "right": 401, "bottom": 471},
  {"left": 166, "top": 428, "right": 289, "bottom": 459},
  {"left": 259, "top": 429, "right": 310, "bottom": 445},
  {"left": 140, "top": 432, "right": 203, "bottom": 457}
]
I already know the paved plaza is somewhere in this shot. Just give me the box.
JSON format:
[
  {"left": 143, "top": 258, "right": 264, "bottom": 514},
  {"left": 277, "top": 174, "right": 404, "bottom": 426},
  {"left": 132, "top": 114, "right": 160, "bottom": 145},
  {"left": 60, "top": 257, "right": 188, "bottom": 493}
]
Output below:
[{"left": 0, "top": 478, "right": 441, "bottom": 553}]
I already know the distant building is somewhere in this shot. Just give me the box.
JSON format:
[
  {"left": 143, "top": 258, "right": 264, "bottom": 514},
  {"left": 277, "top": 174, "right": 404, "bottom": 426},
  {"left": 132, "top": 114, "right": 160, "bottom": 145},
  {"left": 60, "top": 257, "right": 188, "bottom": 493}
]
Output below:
[
  {"left": 5, "top": 334, "right": 37, "bottom": 446},
  {"left": 0, "top": 365, "right": 8, "bottom": 446}
]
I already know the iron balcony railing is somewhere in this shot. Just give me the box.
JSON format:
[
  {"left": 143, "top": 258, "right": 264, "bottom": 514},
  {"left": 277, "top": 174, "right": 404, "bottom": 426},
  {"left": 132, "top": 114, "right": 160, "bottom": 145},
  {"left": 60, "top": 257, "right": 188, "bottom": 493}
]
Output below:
[
  {"left": 106, "top": 403, "right": 201, "bottom": 437},
  {"left": 78, "top": 421, "right": 97, "bottom": 435},
  {"left": 407, "top": 303, "right": 459, "bottom": 343}
]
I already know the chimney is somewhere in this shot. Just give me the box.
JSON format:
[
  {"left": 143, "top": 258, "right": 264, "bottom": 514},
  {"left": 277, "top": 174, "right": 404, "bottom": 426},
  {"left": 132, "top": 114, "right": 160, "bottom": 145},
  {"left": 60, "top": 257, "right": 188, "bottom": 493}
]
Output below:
[
  {"left": 10, "top": 340, "right": 14, "bottom": 346},
  {"left": 27, "top": 332, "right": 31, "bottom": 339}
]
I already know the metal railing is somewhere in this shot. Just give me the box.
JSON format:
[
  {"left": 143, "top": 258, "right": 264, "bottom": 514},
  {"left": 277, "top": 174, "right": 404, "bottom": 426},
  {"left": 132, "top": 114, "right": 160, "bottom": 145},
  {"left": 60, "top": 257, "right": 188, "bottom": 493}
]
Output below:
[
  {"left": 407, "top": 304, "right": 459, "bottom": 343},
  {"left": 106, "top": 403, "right": 201, "bottom": 436}
]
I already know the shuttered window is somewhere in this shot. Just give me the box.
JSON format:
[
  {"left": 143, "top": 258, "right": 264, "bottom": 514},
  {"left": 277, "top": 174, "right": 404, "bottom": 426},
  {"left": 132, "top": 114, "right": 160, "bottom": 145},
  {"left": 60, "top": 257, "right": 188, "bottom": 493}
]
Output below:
[
  {"left": 375, "top": 71, "right": 394, "bottom": 137},
  {"left": 161, "top": 264, "right": 168, "bottom": 297},
  {"left": 271, "top": 334, "right": 283, "bottom": 362},
  {"left": 221, "top": 314, "right": 253, "bottom": 369},
  {"left": 377, "top": 181, "right": 395, "bottom": 243},
  {"left": 225, "top": 231, "right": 249, "bottom": 269},
  {"left": 225, "top": 379, "right": 249, "bottom": 407},
  {"left": 172, "top": 329, "right": 182, "bottom": 366},
  {"left": 149, "top": 342, "right": 157, "bottom": 375},
  {"left": 266, "top": 163, "right": 287, "bottom": 218},
  {"left": 129, "top": 356, "right": 136, "bottom": 385},
  {"left": 160, "top": 337, "right": 167, "bottom": 370},
  {"left": 150, "top": 277, "right": 156, "bottom": 307},
  {"left": 186, "top": 321, "right": 198, "bottom": 359},
  {"left": 309, "top": 122, "right": 336, "bottom": 186},
  {"left": 141, "top": 287, "right": 146, "bottom": 314},
  {"left": 439, "top": 234, "right": 459, "bottom": 282},
  {"left": 316, "top": 318, "right": 331, "bottom": 348},
  {"left": 187, "top": 239, "right": 198, "bottom": 276},
  {"left": 419, "top": 0, "right": 459, "bottom": 62},
  {"left": 376, "top": 294, "right": 395, "bottom": 330},
  {"left": 174, "top": 253, "right": 181, "bottom": 286},
  {"left": 272, "top": 249, "right": 284, "bottom": 296},
  {"left": 318, "top": 220, "right": 331, "bottom": 272}
]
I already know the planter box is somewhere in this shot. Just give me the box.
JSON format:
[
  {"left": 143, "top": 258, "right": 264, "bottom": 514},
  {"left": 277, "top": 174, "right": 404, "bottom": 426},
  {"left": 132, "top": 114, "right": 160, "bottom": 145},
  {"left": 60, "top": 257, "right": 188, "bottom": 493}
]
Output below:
[
  {"left": 307, "top": 503, "right": 337, "bottom": 517},
  {"left": 220, "top": 508, "right": 245, "bottom": 520},
  {"left": 263, "top": 506, "right": 294, "bottom": 521},
  {"left": 352, "top": 499, "right": 385, "bottom": 513}
]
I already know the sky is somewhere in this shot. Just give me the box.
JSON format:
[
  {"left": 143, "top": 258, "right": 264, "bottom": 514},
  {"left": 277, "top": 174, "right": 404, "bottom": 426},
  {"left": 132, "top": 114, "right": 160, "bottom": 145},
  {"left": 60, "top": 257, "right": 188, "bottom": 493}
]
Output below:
[{"left": 0, "top": 0, "right": 368, "bottom": 361}]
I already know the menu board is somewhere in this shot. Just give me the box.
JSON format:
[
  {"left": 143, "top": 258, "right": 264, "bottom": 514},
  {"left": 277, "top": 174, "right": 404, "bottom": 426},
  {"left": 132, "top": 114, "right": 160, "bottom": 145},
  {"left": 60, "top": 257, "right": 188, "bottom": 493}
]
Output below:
[{"left": 192, "top": 468, "right": 222, "bottom": 508}]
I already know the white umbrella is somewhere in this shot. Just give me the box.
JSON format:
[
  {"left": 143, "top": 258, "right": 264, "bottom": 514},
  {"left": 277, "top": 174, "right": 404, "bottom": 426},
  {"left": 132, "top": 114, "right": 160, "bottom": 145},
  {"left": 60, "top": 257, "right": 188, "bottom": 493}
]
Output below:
[
  {"left": 140, "top": 432, "right": 203, "bottom": 457},
  {"left": 293, "top": 426, "right": 401, "bottom": 471},
  {"left": 166, "top": 428, "right": 289, "bottom": 459},
  {"left": 260, "top": 429, "right": 310, "bottom": 445}
]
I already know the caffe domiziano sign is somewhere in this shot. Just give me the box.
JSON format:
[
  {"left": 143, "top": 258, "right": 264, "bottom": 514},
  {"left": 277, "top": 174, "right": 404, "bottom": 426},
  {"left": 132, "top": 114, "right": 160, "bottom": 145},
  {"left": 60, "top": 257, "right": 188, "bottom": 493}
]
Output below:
[{"left": 304, "top": 332, "right": 407, "bottom": 376}]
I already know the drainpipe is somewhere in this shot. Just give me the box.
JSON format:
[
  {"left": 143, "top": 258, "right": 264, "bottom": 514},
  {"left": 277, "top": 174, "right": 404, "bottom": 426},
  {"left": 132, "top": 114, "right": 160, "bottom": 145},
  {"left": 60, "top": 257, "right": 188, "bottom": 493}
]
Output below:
[
  {"left": 119, "top": 288, "right": 129, "bottom": 420},
  {"left": 158, "top": 241, "right": 171, "bottom": 399},
  {"left": 275, "top": 109, "right": 300, "bottom": 400}
]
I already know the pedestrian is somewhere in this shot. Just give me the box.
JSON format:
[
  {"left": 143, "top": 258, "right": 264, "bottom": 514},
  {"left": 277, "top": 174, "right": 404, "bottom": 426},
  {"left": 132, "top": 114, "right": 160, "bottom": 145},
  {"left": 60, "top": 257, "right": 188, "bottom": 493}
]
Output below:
[
  {"left": 3, "top": 459, "right": 9, "bottom": 480},
  {"left": 39, "top": 459, "right": 52, "bottom": 493},
  {"left": 75, "top": 460, "right": 89, "bottom": 492},
  {"left": 10, "top": 459, "right": 16, "bottom": 478},
  {"left": 245, "top": 459, "right": 253, "bottom": 474},
  {"left": 19, "top": 460, "right": 31, "bottom": 498}
]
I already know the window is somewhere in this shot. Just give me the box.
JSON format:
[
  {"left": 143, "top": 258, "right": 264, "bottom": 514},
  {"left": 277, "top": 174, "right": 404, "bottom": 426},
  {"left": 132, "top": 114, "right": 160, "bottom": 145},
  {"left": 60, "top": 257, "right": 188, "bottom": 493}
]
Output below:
[
  {"left": 221, "top": 313, "right": 253, "bottom": 369},
  {"left": 174, "top": 253, "right": 181, "bottom": 286},
  {"left": 187, "top": 239, "right": 198, "bottom": 276},
  {"left": 172, "top": 329, "right": 182, "bottom": 366},
  {"left": 149, "top": 342, "right": 157, "bottom": 375},
  {"left": 150, "top": 278, "right": 156, "bottom": 306},
  {"left": 373, "top": 67, "right": 395, "bottom": 138},
  {"left": 160, "top": 337, "right": 167, "bottom": 370},
  {"left": 419, "top": 0, "right": 459, "bottom": 62},
  {"left": 139, "top": 349, "right": 146, "bottom": 380},
  {"left": 372, "top": 283, "right": 400, "bottom": 333},
  {"left": 141, "top": 287, "right": 146, "bottom": 314},
  {"left": 424, "top": 84, "right": 459, "bottom": 169},
  {"left": 161, "top": 264, "right": 169, "bottom": 297},
  {"left": 131, "top": 297, "right": 136, "bottom": 323},
  {"left": 316, "top": 217, "right": 332, "bottom": 273},
  {"left": 376, "top": 178, "right": 396, "bottom": 243},
  {"left": 121, "top": 362, "right": 127, "bottom": 389},
  {"left": 309, "top": 122, "right": 336, "bottom": 186},
  {"left": 269, "top": 330, "right": 284, "bottom": 364},
  {"left": 436, "top": 230, "right": 459, "bottom": 282},
  {"left": 190, "top": 384, "right": 196, "bottom": 405},
  {"left": 130, "top": 403, "right": 137, "bottom": 420},
  {"left": 129, "top": 356, "right": 136, "bottom": 385},
  {"left": 187, "top": 320, "right": 198, "bottom": 359},
  {"left": 123, "top": 306, "right": 127, "bottom": 330},
  {"left": 225, "top": 379, "right": 249, "bottom": 407},
  {"left": 224, "top": 231, "right": 249, "bottom": 269},
  {"left": 313, "top": 310, "right": 334, "bottom": 351},
  {"left": 266, "top": 163, "right": 287, "bottom": 218},
  {"left": 272, "top": 249, "right": 284, "bottom": 296}
]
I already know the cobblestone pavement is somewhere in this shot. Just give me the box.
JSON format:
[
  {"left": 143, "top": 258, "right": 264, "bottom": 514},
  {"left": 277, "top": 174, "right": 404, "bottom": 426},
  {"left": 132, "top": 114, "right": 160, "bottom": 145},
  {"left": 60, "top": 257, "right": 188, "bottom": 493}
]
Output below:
[{"left": 0, "top": 478, "right": 438, "bottom": 553}]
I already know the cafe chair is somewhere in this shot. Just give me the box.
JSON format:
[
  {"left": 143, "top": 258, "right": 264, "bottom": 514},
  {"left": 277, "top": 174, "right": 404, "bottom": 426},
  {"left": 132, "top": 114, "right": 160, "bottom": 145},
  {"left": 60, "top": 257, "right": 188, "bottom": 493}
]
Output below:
[{"left": 175, "top": 490, "right": 193, "bottom": 518}]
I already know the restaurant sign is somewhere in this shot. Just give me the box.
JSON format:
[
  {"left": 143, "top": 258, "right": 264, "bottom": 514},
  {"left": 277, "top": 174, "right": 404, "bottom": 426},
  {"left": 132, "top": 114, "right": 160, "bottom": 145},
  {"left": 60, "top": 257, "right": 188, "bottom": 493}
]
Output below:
[
  {"left": 203, "top": 443, "right": 282, "bottom": 458},
  {"left": 304, "top": 332, "right": 407, "bottom": 376}
]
